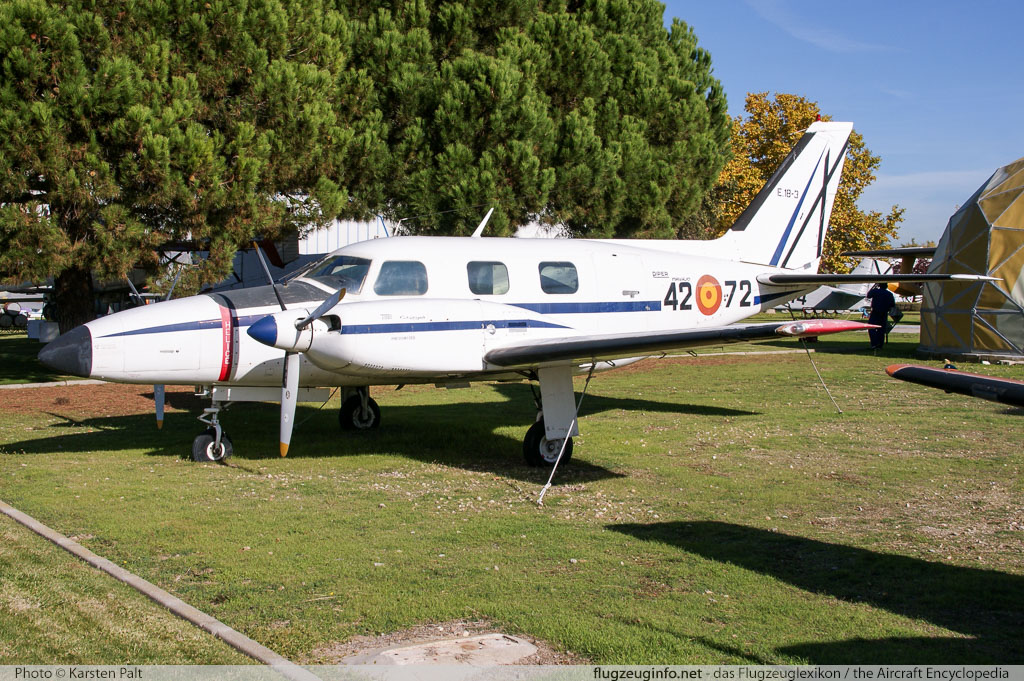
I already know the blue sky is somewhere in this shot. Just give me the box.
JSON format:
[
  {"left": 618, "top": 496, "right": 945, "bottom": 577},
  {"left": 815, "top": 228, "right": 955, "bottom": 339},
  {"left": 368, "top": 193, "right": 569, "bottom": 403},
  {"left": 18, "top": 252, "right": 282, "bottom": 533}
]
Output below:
[{"left": 663, "top": 0, "right": 1024, "bottom": 245}]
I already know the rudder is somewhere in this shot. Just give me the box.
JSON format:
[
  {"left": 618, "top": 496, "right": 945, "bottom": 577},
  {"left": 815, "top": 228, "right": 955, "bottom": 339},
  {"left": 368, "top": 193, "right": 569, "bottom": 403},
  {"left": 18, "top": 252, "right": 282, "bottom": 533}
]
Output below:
[{"left": 715, "top": 121, "right": 853, "bottom": 270}]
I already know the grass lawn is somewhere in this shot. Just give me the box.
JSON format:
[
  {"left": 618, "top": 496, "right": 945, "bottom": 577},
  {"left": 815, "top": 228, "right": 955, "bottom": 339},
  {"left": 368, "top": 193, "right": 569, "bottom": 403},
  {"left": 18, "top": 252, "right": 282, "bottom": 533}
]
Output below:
[
  {"left": 0, "top": 331, "right": 1021, "bottom": 664},
  {"left": 0, "top": 331, "right": 74, "bottom": 385}
]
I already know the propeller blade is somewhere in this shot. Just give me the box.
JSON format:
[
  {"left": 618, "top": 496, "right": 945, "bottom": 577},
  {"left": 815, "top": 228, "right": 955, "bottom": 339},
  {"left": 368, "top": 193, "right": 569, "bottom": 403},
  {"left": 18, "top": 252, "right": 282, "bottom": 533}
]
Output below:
[
  {"left": 154, "top": 384, "right": 165, "bottom": 429},
  {"left": 252, "top": 241, "right": 288, "bottom": 311},
  {"left": 279, "top": 352, "right": 300, "bottom": 457},
  {"left": 164, "top": 267, "right": 184, "bottom": 301},
  {"left": 295, "top": 288, "right": 345, "bottom": 330},
  {"left": 125, "top": 278, "right": 145, "bottom": 306}
]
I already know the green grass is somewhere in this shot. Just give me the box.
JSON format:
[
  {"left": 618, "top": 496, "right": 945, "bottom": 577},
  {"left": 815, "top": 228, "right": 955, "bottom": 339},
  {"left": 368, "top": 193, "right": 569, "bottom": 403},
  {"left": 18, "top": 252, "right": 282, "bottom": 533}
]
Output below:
[
  {"left": 0, "top": 515, "right": 251, "bottom": 664},
  {"left": 0, "top": 332, "right": 73, "bottom": 384},
  {"left": 0, "top": 331, "right": 1021, "bottom": 665}
]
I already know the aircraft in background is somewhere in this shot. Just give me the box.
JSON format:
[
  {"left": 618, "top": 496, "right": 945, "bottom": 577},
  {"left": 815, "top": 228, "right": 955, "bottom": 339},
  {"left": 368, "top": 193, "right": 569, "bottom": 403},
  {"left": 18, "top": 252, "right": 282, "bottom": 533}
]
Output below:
[
  {"left": 776, "top": 257, "right": 898, "bottom": 315},
  {"left": 843, "top": 246, "right": 936, "bottom": 298},
  {"left": 38, "top": 122, "right": 995, "bottom": 465},
  {"left": 886, "top": 364, "right": 1024, "bottom": 408}
]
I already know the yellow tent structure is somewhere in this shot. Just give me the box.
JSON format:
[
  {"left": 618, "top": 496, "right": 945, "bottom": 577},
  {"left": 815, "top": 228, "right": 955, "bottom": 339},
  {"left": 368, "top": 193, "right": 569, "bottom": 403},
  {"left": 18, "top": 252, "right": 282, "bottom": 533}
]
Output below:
[{"left": 920, "top": 157, "right": 1024, "bottom": 360}]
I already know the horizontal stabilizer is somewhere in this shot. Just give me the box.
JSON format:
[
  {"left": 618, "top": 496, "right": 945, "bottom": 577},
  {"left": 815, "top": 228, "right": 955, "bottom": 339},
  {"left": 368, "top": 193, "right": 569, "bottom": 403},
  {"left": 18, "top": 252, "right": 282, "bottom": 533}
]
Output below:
[
  {"left": 484, "top": 319, "right": 875, "bottom": 368},
  {"left": 842, "top": 247, "right": 936, "bottom": 258},
  {"left": 757, "top": 273, "right": 998, "bottom": 286},
  {"left": 887, "top": 364, "right": 1024, "bottom": 408}
]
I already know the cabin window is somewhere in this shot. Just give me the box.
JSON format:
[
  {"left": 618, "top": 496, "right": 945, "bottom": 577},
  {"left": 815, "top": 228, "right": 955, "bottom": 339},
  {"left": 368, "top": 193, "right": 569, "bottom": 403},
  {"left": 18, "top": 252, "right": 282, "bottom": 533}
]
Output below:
[
  {"left": 467, "top": 261, "right": 510, "bottom": 295},
  {"left": 305, "top": 255, "right": 371, "bottom": 293},
  {"left": 373, "top": 260, "right": 428, "bottom": 296},
  {"left": 539, "top": 262, "right": 578, "bottom": 294}
]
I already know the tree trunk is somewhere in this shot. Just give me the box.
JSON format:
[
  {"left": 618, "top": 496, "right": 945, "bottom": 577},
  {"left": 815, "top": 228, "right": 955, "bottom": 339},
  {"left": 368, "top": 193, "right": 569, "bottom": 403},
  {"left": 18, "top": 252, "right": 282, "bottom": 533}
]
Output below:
[{"left": 54, "top": 265, "right": 96, "bottom": 334}]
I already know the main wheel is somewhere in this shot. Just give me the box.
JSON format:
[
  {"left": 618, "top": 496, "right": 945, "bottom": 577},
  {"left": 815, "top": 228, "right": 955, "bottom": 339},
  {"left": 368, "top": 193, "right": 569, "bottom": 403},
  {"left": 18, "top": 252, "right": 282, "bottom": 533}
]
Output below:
[
  {"left": 191, "top": 429, "right": 233, "bottom": 462},
  {"left": 339, "top": 395, "right": 381, "bottom": 431},
  {"left": 523, "top": 419, "right": 573, "bottom": 467}
]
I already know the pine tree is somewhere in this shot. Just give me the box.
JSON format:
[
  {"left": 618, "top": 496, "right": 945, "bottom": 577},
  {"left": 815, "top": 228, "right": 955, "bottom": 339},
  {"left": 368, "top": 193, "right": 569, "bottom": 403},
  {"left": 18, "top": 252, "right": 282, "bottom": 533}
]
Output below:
[
  {"left": 347, "top": 0, "right": 731, "bottom": 238},
  {"left": 0, "top": 0, "right": 382, "bottom": 331}
]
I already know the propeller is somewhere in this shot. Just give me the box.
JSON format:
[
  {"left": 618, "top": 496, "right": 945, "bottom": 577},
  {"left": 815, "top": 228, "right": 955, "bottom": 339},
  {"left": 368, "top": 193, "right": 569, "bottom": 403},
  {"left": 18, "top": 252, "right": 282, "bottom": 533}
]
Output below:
[{"left": 251, "top": 242, "right": 344, "bottom": 457}]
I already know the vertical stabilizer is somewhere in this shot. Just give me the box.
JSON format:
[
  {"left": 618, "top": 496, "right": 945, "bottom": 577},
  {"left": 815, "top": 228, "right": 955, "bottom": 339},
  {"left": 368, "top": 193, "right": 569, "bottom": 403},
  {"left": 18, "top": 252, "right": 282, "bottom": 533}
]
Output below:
[{"left": 715, "top": 121, "right": 853, "bottom": 270}]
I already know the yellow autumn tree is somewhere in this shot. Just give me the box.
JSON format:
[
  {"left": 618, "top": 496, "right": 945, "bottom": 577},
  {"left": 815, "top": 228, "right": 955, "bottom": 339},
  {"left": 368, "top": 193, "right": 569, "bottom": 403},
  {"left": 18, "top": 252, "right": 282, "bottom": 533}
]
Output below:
[{"left": 691, "top": 92, "right": 903, "bottom": 273}]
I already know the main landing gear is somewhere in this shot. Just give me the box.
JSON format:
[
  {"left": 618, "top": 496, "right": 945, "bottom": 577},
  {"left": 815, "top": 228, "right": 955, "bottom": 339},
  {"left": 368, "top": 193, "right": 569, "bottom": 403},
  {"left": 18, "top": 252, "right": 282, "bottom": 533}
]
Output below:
[
  {"left": 522, "top": 365, "right": 581, "bottom": 468},
  {"left": 523, "top": 417, "right": 573, "bottom": 467},
  {"left": 339, "top": 386, "right": 380, "bottom": 431},
  {"left": 192, "top": 400, "right": 233, "bottom": 462}
]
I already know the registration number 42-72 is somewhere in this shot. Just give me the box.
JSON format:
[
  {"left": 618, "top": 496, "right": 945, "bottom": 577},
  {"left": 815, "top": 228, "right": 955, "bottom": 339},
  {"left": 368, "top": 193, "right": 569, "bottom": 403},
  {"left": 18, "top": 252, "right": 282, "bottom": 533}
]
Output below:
[{"left": 663, "top": 280, "right": 752, "bottom": 310}]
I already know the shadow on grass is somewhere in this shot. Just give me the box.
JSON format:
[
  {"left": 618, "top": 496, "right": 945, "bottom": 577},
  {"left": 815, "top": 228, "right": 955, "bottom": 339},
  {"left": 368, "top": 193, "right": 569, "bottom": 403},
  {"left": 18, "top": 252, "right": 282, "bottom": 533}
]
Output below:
[
  {"left": 489, "top": 383, "right": 756, "bottom": 419},
  {"left": 6, "top": 402, "right": 612, "bottom": 485},
  {"left": 609, "top": 520, "right": 1024, "bottom": 664},
  {"left": 757, "top": 337, "right": 922, "bottom": 357},
  {"left": 6, "top": 381, "right": 751, "bottom": 483}
]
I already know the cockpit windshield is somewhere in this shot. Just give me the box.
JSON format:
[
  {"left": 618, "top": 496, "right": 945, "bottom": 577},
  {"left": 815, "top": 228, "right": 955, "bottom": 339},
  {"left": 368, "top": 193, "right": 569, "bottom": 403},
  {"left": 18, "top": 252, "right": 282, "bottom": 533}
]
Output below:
[{"left": 288, "top": 255, "right": 371, "bottom": 294}]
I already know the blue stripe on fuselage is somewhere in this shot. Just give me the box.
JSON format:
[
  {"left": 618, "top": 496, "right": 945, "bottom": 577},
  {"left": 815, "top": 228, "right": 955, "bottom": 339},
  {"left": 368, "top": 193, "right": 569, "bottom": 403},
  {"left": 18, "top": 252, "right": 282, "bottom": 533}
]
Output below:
[
  {"left": 511, "top": 301, "right": 661, "bottom": 314},
  {"left": 97, "top": 313, "right": 266, "bottom": 338},
  {"left": 340, "top": 319, "right": 568, "bottom": 335},
  {"left": 96, "top": 302, "right": 656, "bottom": 338}
]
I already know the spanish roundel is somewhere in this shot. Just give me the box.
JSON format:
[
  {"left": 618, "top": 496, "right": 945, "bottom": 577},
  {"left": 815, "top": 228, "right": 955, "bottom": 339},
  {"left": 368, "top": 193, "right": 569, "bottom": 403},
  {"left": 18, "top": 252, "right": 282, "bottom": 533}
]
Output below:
[{"left": 696, "top": 275, "right": 722, "bottom": 315}]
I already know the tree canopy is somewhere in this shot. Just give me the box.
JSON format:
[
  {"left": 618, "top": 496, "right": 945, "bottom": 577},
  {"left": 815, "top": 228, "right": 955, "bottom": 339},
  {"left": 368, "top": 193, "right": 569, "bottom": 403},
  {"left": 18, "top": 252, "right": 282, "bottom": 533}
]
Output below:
[
  {"left": 0, "top": 0, "right": 730, "bottom": 329},
  {"left": 683, "top": 92, "right": 904, "bottom": 273},
  {"left": 349, "top": 1, "right": 730, "bottom": 238}
]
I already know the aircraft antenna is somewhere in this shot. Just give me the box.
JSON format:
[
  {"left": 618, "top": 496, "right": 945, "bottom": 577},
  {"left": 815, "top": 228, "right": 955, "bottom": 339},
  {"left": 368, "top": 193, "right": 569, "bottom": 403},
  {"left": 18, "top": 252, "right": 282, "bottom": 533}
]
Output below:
[
  {"left": 470, "top": 207, "right": 495, "bottom": 237},
  {"left": 538, "top": 363, "right": 596, "bottom": 506}
]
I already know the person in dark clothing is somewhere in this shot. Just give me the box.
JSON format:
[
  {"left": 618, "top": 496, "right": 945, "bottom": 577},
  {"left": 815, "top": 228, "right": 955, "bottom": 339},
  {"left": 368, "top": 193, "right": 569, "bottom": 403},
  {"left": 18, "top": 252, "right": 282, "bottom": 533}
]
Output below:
[{"left": 865, "top": 282, "right": 896, "bottom": 349}]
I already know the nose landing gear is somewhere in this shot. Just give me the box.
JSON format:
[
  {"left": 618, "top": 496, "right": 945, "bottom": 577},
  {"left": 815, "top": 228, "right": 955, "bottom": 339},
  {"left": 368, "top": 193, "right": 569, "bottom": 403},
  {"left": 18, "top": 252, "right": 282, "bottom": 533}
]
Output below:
[{"left": 192, "top": 400, "right": 232, "bottom": 462}]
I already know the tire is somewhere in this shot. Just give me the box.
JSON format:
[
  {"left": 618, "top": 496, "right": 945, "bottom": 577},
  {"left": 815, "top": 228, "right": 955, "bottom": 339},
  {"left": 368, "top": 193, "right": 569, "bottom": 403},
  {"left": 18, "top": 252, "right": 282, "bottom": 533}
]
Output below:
[
  {"left": 523, "top": 419, "right": 573, "bottom": 467},
  {"left": 191, "top": 429, "right": 233, "bottom": 462},
  {"left": 338, "top": 395, "right": 381, "bottom": 431}
]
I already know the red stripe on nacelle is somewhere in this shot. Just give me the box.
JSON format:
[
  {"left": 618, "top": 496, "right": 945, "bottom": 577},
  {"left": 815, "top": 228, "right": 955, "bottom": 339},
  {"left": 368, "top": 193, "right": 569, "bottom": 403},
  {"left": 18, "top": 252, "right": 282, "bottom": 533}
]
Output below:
[
  {"left": 218, "top": 306, "right": 234, "bottom": 382},
  {"left": 776, "top": 319, "right": 877, "bottom": 337}
]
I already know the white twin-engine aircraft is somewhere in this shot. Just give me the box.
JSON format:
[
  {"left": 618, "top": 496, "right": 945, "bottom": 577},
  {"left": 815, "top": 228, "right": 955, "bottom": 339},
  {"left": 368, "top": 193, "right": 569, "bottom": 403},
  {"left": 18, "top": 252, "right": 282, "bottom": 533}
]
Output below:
[{"left": 38, "top": 122, "right": 988, "bottom": 465}]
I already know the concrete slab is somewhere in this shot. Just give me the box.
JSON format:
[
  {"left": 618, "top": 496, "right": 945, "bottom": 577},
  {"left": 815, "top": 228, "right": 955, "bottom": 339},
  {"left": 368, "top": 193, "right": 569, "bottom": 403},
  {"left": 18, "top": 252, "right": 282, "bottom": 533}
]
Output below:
[{"left": 342, "top": 633, "right": 538, "bottom": 666}]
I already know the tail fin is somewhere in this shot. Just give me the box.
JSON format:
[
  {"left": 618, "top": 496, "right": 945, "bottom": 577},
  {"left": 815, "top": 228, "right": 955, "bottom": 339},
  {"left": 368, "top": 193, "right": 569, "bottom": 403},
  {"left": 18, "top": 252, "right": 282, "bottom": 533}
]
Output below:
[{"left": 716, "top": 121, "right": 853, "bottom": 270}]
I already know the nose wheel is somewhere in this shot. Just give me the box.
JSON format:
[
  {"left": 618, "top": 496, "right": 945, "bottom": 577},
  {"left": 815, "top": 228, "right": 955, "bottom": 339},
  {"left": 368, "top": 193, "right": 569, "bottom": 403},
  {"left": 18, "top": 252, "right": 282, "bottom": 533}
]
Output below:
[
  {"left": 192, "top": 400, "right": 233, "bottom": 462},
  {"left": 192, "top": 429, "right": 233, "bottom": 462}
]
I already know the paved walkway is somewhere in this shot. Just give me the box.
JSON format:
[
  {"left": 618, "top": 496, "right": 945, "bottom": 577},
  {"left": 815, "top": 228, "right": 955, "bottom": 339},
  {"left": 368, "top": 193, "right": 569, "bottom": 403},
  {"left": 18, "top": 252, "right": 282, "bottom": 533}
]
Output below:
[{"left": 0, "top": 379, "right": 106, "bottom": 390}]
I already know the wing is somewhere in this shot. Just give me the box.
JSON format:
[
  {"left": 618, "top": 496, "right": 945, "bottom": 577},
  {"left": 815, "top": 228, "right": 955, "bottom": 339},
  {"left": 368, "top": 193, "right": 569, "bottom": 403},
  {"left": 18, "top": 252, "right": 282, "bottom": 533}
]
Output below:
[
  {"left": 757, "top": 273, "right": 997, "bottom": 286},
  {"left": 484, "top": 319, "right": 873, "bottom": 368},
  {"left": 886, "top": 364, "right": 1024, "bottom": 408}
]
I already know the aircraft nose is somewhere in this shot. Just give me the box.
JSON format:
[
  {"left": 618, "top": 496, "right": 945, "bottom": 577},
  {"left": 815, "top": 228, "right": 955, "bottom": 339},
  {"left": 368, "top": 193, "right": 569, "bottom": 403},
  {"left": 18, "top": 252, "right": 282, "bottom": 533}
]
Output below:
[{"left": 37, "top": 325, "right": 93, "bottom": 377}]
